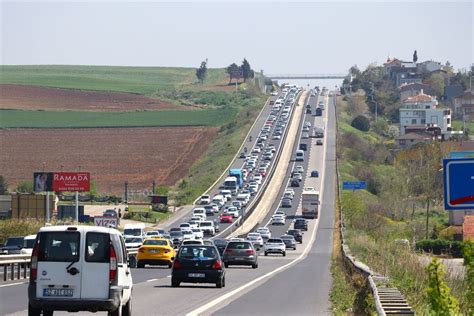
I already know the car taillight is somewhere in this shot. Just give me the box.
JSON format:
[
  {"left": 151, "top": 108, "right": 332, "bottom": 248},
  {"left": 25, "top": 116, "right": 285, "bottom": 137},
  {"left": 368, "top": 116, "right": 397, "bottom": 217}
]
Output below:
[
  {"left": 173, "top": 260, "right": 181, "bottom": 269},
  {"left": 246, "top": 250, "right": 255, "bottom": 255},
  {"left": 138, "top": 248, "right": 145, "bottom": 253},
  {"left": 225, "top": 249, "right": 232, "bottom": 254},
  {"left": 30, "top": 242, "right": 40, "bottom": 281},
  {"left": 212, "top": 260, "right": 222, "bottom": 269},
  {"left": 164, "top": 249, "right": 170, "bottom": 253},
  {"left": 109, "top": 244, "right": 117, "bottom": 283}
]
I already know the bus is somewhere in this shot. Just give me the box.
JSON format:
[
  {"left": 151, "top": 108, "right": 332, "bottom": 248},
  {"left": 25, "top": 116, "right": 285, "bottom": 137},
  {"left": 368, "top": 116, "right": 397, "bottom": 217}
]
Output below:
[{"left": 301, "top": 190, "right": 320, "bottom": 219}]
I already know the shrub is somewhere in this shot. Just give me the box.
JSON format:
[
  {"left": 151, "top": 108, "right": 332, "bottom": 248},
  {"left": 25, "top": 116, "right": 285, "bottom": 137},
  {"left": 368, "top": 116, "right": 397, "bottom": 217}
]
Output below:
[
  {"left": 351, "top": 115, "right": 370, "bottom": 132},
  {"left": 426, "top": 258, "right": 460, "bottom": 315},
  {"left": 415, "top": 239, "right": 463, "bottom": 257}
]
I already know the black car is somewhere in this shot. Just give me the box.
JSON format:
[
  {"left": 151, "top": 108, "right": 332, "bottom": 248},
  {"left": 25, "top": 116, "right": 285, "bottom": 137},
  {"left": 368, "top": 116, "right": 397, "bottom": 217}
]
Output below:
[
  {"left": 213, "top": 238, "right": 228, "bottom": 256},
  {"left": 290, "top": 179, "right": 300, "bottom": 187},
  {"left": 294, "top": 218, "right": 308, "bottom": 231},
  {"left": 287, "top": 229, "right": 303, "bottom": 243},
  {"left": 0, "top": 236, "right": 24, "bottom": 254},
  {"left": 171, "top": 245, "right": 225, "bottom": 288}
]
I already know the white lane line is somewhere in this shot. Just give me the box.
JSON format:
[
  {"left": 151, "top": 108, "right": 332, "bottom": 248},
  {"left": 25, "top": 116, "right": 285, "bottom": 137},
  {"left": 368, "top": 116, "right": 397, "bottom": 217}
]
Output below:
[
  {"left": 146, "top": 278, "right": 158, "bottom": 282},
  {"left": 0, "top": 281, "right": 28, "bottom": 288},
  {"left": 186, "top": 208, "right": 320, "bottom": 316}
]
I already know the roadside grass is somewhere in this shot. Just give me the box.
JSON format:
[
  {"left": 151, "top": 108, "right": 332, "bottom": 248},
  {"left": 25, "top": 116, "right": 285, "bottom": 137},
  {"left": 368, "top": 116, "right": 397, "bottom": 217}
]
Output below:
[
  {"left": 125, "top": 205, "right": 171, "bottom": 224},
  {"left": 0, "top": 65, "right": 228, "bottom": 96},
  {"left": 0, "top": 107, "right": 235, "bottom": 128},
  {"left": 452, "top": 119, "right": 474, "bottom": 132}
]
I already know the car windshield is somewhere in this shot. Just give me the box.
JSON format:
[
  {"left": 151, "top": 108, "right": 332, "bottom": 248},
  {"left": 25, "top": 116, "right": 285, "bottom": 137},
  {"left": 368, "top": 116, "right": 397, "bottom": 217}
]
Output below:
[
  {"left": 267, "top": 239, "right": 282, "bottom": 244},
  {"left": 5, "top": 237, "right": 24, "bottom": 247},
  {"left": 179, "top": 246, "right": 217, "bottom": 259},
  {"left": 170, "top": 232, "right": 183, "bottom": 237},
  {"left": 125, "top": 238, "right": 142, "bottom": 243},
  {"left": 24, "top": 238, "right": 36, "bottom": 248},
  {"left": 200, "top": 222, "right": 211, "bottom": 227},
  {"left": 227, "top": 242, "right": 251, "bottom": 250},
  {"left": 143, "top": 239, "right": 168, "bottom": 246}
]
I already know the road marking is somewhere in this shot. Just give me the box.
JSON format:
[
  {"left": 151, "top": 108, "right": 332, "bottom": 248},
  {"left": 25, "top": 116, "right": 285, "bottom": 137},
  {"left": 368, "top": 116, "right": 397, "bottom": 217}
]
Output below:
[
  {"left": 0, "top": 281, "right": 28, "bottom": 288},
  {"left": 146, "top": 278, "right": 158, "bottom": 282}
]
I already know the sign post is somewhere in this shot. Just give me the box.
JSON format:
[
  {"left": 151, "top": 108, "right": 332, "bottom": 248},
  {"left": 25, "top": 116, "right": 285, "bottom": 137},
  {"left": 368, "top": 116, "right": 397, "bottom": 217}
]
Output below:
[{"left": 443, "top": 158, "right": 474, "bottom": 210}]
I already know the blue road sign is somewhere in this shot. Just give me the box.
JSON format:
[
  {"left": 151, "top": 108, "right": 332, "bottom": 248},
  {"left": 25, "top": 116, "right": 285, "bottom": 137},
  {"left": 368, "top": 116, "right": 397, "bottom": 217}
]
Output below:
[
  {"left": 450, "top": 151, "right": 474, "bottom": 159},
  {"left": 443, "top": 158, "right": 474, "bottom": 210},
  {"left": 342, "top": 181, "right": 367, "bottom": 190}
]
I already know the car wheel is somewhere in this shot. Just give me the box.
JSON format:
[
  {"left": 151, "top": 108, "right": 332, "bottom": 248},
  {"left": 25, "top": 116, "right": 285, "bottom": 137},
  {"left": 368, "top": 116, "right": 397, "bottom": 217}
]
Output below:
[
  {"left": 224, "top": 263, "right": 229, "bottom": 268},
  {"left": 222, "top": 276, "right": 226, "bottom": 287},
  {"left": 168, "top": 262, "right": 173, "bottom": 268},
  {"left": 137, "top": 261, "right": 144, "bottom": 268},
  {"left": 216, "top": 278, "right": 223, "bottom": 288},
  {"left": 28, "top": 304, "right": 41, "bottom": 316},
  {"left": 171, "top": 277, "right": 180, "bottom": 287},
  {"left": 283, "top": 252, "right": 286, "bottom": 257},
  {"left": 122, "top": 296, "right": 132, "bottom": 316},
  {"left": 252, "top": 263, "right": 258, "bottom": 269},
  {"left": 264, "top": 252, "right": 268, "bottom": 256},
  {"left": 43, "top": 311, "right": 53, "bottom": 316}
]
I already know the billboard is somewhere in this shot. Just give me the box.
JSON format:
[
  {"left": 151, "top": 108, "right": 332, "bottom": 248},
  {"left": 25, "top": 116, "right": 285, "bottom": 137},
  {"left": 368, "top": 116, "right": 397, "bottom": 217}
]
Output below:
[
  {"left": 94, "top": 216, "right": 118, "bottom": 228},
  {"left": 443, "top": 158, "right": 474, "bottom": 210},
  {"left": 34, "top": 172, "right": 90, "bottom": 192}
]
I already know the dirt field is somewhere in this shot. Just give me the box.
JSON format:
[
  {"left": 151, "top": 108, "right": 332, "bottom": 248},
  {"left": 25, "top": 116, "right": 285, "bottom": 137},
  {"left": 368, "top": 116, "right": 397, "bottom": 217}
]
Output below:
[
  {"left": 0, "top": 84, "right": 182, "bottom": 111},
  {"left": 0, "top": 127, "right": 218, "bottom": 194}
]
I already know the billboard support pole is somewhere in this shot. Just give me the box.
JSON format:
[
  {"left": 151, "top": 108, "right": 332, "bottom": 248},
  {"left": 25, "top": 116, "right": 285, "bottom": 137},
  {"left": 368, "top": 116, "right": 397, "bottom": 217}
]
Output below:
[
  {"left": 75, "top": 191, "right": 79, "bottom": 223},
  {"left": 46, "top": 191, "right": 50, "bottom": 222}
]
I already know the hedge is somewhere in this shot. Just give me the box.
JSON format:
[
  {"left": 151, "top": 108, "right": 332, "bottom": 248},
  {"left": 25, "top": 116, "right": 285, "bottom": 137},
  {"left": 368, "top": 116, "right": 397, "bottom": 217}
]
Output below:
[{"left": 415, "top": 239, "right": 463, "bottom": 258}]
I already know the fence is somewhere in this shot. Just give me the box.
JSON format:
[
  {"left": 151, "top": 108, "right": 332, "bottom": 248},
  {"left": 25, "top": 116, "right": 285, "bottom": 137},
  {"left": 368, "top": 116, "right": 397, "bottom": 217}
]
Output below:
[{"left": 333, "top": 96, "right": 415, "bottom": 315}]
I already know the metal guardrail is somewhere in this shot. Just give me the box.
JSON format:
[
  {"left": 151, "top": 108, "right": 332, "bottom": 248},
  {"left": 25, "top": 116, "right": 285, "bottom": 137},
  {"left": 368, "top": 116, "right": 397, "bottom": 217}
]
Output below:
[
  {"left": 0, "top": 248, "right": 141, "bottom": 281},
  {"left": 333, "top": 96, "right": 414, "bottom": 315}
]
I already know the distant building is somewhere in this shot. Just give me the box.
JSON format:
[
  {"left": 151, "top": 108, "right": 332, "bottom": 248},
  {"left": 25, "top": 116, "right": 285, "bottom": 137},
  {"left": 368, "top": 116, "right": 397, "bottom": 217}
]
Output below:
[
  {"left": 383, "top": 57, "right": 420, "bottom": 86},
  {"left": 399, "top": 91, "right": 452, "bottom": 136},
  {"left": 453, "top": 89, "right": 474, "bottom": 121},
  {"left": 399, "top": 82, "right": 436, "bottom": 101},
  {"left": 463, "top": 215, "right": 474, "bottom": 241},
  {"left": 397, "top": 131, "right": 434, "bottom": 148},
  {"left": 417, "top": 60, "right": 443, "bottom": 73},
  {"left": 444, "top": 84, "right": 464, "bottom": 109}
]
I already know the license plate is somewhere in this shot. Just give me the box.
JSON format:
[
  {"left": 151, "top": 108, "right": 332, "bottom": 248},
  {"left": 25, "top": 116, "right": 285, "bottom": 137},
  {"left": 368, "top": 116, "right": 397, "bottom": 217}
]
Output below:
[
  {"left": 43, "top": 288, "right": 73, "bottom": 297},
  {"left": 235, "top": 257, "right": 244, "bottom": 260},
  {"left": 188, "top": 273, "right": 205, "bottom": 278},
  {"left": 149, "top": 249, "right": 159, "bottom": 253}
]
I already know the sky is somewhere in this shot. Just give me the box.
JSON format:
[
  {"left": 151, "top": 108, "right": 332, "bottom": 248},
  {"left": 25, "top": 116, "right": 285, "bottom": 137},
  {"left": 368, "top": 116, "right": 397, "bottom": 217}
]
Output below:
[{"left": 1, "top": 1, "right": 472, "bottom": 74}]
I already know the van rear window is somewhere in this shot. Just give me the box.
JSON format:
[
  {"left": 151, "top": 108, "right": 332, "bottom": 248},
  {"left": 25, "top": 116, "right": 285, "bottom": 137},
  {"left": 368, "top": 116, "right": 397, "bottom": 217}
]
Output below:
[
  {"left": 85, "top": 232, "right": 110, "bottom": 263},
  {"left": 38, "top": 232, "right": 80, "bottom": 262}
]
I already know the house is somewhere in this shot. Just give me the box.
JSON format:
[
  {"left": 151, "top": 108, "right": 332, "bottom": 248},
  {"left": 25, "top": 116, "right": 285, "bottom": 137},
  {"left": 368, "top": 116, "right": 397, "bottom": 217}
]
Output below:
[
  {"left": 383, "top": 57, "right": 420, "bottom": 85},
  {"left": 444, "top": 84, "right": 464, "bottom": 110},
  {"left": 417, "top": 60, "right": 443, "bottom": 73},
  {"left": 399, "top": 82, "right": 436, "bottom": 101},
  {"left": 463, "top": 215, "right": 474, "bottom": 241},
  {"left": 399, "top": 91, "right": 452, "bottom": 136},
  {"left": 453, "top": 89, "right": 474, "bottom": 121},
  {"left": 396, "top": 131, "right": 435, "bottom": 148}
]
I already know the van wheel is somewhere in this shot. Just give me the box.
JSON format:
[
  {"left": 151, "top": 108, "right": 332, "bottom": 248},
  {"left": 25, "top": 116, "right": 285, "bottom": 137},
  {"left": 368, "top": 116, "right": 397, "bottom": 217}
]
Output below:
[
  {"left": 122, "top": 296, "right": 132, "bottom": 316},
  {"left": 137, "top": 261, "right": 144, "bottom": 268},
  {"left": 283, "top": 252, "right": 286, "bottom": 257},
  {"left": 108, "top": 304, "right": 122, "bottom": 316},
  {"left": 28, "top": 304, "right": 41, "bottom": 316},
  {"left": 43, "top": 311, "right": 54, "bottom": 316}
]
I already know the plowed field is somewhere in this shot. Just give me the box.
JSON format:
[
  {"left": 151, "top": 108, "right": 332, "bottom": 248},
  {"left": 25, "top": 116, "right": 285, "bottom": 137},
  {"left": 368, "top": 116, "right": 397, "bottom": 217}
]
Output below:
[
  {"left": 0, "top": 84, "right": 181, "bottom": 111},
  {"left": 0, "top": 127, "right": 218, "bottom": 194}
]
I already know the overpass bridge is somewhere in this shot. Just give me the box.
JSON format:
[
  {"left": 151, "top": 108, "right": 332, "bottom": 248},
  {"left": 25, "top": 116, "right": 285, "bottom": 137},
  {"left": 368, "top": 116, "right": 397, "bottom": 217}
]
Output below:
[{"left": 266, "top": 73, "right": 346, "bottom": 79}]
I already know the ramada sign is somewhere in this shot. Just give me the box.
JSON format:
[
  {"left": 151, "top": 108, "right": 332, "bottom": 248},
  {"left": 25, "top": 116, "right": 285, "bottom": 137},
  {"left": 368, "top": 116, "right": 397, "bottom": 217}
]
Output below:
[{"left": 53, "top": 172, "right": 90, "bottom": 192}]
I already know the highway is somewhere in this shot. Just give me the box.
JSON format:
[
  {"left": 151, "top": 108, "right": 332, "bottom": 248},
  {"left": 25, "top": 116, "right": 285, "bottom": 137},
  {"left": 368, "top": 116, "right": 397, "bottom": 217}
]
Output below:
[{"left": 0, "top": 90, "right": 336, "bottom": 316}]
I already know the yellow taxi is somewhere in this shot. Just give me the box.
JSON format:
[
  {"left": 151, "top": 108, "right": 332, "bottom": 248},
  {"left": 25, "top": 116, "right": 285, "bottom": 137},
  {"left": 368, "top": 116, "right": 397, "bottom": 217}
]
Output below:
[{"left": 137, "top": 237, "right": 176, "bottom": 268}]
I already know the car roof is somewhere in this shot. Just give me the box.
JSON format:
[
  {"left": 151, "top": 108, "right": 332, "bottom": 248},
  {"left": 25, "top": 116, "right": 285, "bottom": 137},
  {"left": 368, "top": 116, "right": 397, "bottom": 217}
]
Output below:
[{"left": 38, "top": 225, "right": 119, "bottom": 235}]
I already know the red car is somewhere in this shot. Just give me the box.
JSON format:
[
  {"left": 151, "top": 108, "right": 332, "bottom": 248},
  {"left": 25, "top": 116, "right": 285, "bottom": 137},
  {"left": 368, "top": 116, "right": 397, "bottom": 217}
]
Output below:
[
  {"left": 220, "top": 213, "right": 233, "bottom": 223},
  {"left": 259, "top": 171, "right": 267, "bottom": 177}
]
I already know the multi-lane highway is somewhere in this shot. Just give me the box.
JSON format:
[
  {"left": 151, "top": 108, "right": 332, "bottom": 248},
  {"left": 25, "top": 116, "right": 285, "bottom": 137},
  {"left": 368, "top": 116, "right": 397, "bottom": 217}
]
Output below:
[{"left": 0, "top": 89, "right": 336, "bottom": 316}]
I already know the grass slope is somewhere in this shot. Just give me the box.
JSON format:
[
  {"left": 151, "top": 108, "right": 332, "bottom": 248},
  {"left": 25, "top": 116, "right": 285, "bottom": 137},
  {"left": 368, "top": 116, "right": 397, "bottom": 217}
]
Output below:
[{"left": 0, "top": 65, "right": 227, "bottom": 96}]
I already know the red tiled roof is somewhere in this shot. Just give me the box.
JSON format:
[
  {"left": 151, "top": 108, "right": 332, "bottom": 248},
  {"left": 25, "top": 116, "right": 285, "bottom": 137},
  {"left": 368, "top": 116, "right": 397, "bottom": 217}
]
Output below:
[{"left": 404, "top": 93, "right": 434, "bottom": 103}]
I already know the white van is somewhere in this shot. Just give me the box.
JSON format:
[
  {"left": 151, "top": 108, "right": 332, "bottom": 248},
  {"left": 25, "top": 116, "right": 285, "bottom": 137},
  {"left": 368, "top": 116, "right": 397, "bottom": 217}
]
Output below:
[
  {"left": 28, "top": 225, "right": 132, "bottom": 315},
  {"left": 212, "top": 195, "right": 226, "bottom": 207},
  {"left": 21, "top": 234, "right": 37, "bottom": 255},
  {"left": 295, "top": 150, "right": 304, "bottom": 161},
  {"left": 123, "top": 223, "right": 146, "bottom": 238},
  {"left": 193, "top": 208, "right": 207, "bottom": 220},
  {"left": 237, "top": 193, "right": 250, "bottom": 206}
]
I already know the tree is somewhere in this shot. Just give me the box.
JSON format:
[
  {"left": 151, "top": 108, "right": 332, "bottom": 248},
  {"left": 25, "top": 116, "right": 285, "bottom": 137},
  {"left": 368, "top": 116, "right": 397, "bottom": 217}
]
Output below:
[
  {"left": 195, "top": 59, "right": 208, "bottom": 84},
  {"left": 413, "top": 50, "right": 418, "bottom": 63},
  {"left": 351, "top": 115, "right": 370, "bottom": 132},
  {"left": 241, "top": 58, "right": 254, "bottom": 82},
  {"left": 428, "top": 73, "right": 446, "bottom": 98},
  {"left": 462, "top": 241, "right": 474, "bottom": 314},
  {"left": 426, "top": 258, "right": 461, "bottom": 315},
  {"left": 15, "top": 181, "right": 33, "bottom": 193},
  {"left": 226, "top": 63, "right": 241, "bottom": 84},
  {"left": 0, "top": 176, "right": 7, "bottom": 194}
]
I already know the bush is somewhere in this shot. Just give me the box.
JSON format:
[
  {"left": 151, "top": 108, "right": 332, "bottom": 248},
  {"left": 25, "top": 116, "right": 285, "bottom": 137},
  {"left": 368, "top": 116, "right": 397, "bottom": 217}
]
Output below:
[
  {"left": 416, "top": 239, "right": 463, "bottom": 257},
  {"left": 351, "top": 115, "right": 370, "bottom": 132}
]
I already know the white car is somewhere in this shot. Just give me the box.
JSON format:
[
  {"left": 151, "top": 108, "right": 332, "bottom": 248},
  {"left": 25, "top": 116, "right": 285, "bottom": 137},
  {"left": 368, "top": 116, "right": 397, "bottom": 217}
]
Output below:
[
  {"left": 191, "top": 228, "right": 204, "bottom": 240},
  {"left": 271, "top": 91, "right": 278, "bottom": 96},
  {"left": 271, "top": 215, "right": 285, "bottom": 225},
  {"left": 246, "top": 233, "right": 264, "bottom": 248},
  {"left": 199, "top": 195, "right": 211, "bottom": 205},
  {"left": 226, "top": 206, "right": 239, "bottom": 218},
  {"left": 232, "top": 201, "right": 243, "bottom": 210},
  {"left": 179, "top": 223, "right": 191, "bottom": 230},
  {"left": 220, "top": 190, "right": 232, "bottom": 201},
  {"left": 190, "top": 216, "right": 204, "bottom": 223},
  {"left": 256, "top": 227, "right": 271, "bottom": 240},
  {"left": 181, "top": 229, "right": 195, "bottom": 240},
  {"left": 251, "top": 147, "right": 261, "bottom": 154},
  {"left": 264, "top": 238, "right": 286, "bottom": 256},
  {"left": 199, "top": 221, "right": 215, "bottom": 236},
  {"left": 274, "top": 210, "right": 287, "bottom": 219},
  {"left": 125, "top": 237, "right": 144, "bottom": 249},
  {"left": 295, "top": 165, "right": 304, "bottom": 173},
  {"left": 188, "top": 220, "right": 199, "bottom": 229},
  {"left": 20, "top": 234, "right": 37, "bottom": 255},
  {"left": 28, "top": 225, "right": 133, "bottom": 315}
]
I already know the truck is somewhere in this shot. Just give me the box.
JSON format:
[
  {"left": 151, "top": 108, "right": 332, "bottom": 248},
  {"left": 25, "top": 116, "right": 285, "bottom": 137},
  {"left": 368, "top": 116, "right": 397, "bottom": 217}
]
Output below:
[
  {"left": 123, "top": 223, "right": 146, "bottom": 238},
  {"left": 223, "top": 176, "right": 238, "bottom": 194},
  {"left": 301, "top": 189, "right": 320, "bottom": 219},
  {"left": 229, "top": 169, "right": 244, "bottom": 188},
  {"left": 314, "top": 126, "right": 324, "bottom": 138}
]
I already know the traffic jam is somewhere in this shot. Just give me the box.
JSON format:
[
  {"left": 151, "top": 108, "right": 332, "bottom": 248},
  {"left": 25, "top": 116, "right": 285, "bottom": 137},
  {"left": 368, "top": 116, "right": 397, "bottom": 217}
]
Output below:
[{"left": 122, "top": 85, "right": 328, "bottom": 288}]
